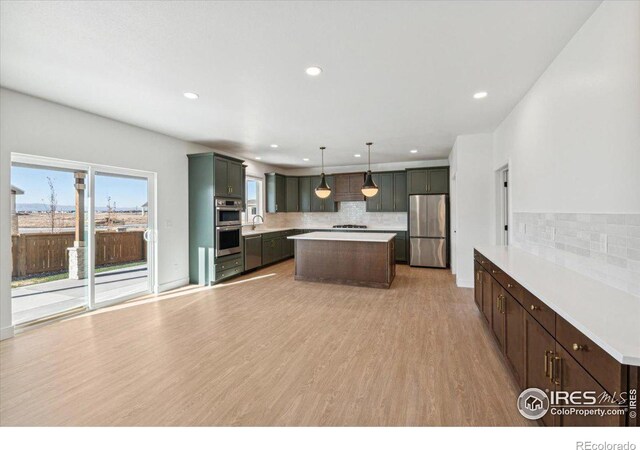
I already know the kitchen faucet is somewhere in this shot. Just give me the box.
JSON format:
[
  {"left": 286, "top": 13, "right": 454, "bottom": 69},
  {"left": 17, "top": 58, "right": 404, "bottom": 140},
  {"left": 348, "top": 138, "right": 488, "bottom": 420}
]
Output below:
[{"left": 252, "top": 215, "right": 264, "bottom": 230}]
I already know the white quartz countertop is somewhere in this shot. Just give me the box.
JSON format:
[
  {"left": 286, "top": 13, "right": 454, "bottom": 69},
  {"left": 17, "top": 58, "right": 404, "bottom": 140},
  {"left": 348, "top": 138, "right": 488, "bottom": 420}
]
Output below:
[
  {"left": 242, "top": 227, "right": 293, "bottom": 236},
  {"left": 288, "top": 231, "right": 397, "bottom": 243},
  {"left": 476, "top": 245, "right": 640, "bottom": 366},
  {"left": 242, "top": 226, "right": 406, "bottom": 237}
]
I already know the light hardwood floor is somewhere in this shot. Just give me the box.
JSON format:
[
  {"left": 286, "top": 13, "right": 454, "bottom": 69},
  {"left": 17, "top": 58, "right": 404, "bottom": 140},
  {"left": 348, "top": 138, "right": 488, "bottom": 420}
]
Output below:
[{"left": 0, "top": 261, "right": 532, "bottom": 426}]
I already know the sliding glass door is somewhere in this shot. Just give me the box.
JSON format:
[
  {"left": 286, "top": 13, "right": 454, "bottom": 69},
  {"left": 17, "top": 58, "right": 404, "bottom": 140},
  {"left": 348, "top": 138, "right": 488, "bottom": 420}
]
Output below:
[
  {"left": 10, "top": 164, "right": 89, "bottom": 325},
  {"left": 93, "top": 172, "right": 152, "bottom": 306},
  {"left": 10, "top": 154, "right": 156, "bottom": 325}
]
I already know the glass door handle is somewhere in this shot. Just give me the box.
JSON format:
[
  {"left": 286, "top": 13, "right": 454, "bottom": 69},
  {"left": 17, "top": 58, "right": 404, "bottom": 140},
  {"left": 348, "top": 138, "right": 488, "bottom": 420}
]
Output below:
[{"left": 143, "top": 229, "right": 151, "bottom": 242}]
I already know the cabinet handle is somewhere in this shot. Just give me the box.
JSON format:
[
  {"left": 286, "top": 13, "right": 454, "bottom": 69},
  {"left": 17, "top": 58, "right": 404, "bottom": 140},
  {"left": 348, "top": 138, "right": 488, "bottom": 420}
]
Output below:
[
  {"left": 572, "top": 343, "right": 585, "bottom": 351},
  {"left": 530, "top": 304, "right": 539, "bottom": 311},
  {"left": 481, "top": 260, "right": 487, "bottom": 264},
  {"left": 507, "top": 283, "right": 514, "bottom": 288},
  {"left": 544, "top": 350, "right": 554, "bottom": 379},
  {"left": 476, "top": 272, "right": 480, "bottom": 281},
  {"left": 492, "top": 269, "right": 500, "bottom": 274},
  {"left": 553, "top": 356, "right": 562, "bottom": 386}
]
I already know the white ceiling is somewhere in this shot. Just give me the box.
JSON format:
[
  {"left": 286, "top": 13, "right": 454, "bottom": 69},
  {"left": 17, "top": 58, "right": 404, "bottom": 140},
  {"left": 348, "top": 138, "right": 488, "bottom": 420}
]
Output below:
[{"left": 0, "top": 1, "right": 600, "bottom": 168}]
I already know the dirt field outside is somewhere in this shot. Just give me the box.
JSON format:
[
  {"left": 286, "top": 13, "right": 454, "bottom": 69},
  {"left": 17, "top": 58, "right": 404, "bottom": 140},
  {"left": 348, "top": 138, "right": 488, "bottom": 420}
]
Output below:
[{"left": 15, "top": 212, "right": 147, "bottom": 232}]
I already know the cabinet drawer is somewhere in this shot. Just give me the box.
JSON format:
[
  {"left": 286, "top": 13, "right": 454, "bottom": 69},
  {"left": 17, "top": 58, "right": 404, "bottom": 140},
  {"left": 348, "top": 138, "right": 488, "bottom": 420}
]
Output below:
[
  {"left": 523, "top": 291, "right": 556, "bottom": 335},
  {"left": 215, "top": 257, "right": 242, "bottom": 273},
  {"left": 215, "top": 265, "right": 242, "bottom": 282},
  {"left": 474, "top": 252, "right": 492, "bottom": 271},
  {"left": 556, "top": 316, "right": 624, "bottom": 396},
  {"left": 492, "top": 270, "right": 525, "bottom": 306}
]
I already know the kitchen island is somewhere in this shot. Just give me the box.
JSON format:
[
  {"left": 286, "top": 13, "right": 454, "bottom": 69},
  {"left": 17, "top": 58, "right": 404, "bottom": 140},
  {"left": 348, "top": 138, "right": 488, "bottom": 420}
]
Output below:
[{"left": 287, "top": 232, "right": 396, "bottom": 288}]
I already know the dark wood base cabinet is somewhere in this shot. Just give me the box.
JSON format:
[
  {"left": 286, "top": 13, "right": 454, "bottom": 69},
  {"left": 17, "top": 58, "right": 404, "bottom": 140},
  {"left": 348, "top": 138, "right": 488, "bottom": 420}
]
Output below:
[{"left": 474, "top": 250, "right": 634, "bottom": 427}]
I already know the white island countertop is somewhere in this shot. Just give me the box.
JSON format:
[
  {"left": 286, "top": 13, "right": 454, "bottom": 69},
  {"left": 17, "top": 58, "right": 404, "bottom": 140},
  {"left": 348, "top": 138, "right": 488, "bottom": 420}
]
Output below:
[
  {"left": 288, "top": 231, "right": 396, "bottom": 243},
  {"left": 242, "top": 226, "right": 406, "bottom": 237},
  {"left": 476, "top": 245, "right": 640, "bottom": 366}
]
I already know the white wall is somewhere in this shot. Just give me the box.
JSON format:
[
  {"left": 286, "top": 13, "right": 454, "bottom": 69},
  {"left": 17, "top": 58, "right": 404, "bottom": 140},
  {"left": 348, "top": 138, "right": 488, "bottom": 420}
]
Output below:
[
  {"left": 449, "top": 134, "right": 493, "bottom": 288},
  {"left": 493, "top": 1, "right": 640, "bottom": 214},
  {"left": 0, "top": 88, "right": 280, "bottom": 339}
]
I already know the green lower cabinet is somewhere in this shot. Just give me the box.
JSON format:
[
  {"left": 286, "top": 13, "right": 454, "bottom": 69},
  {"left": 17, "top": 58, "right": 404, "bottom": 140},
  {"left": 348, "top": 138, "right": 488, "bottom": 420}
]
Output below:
[
  {"left": 262, "top": 237, "right": 279, "bottom": 265},
  {"left": 214, "top": 255, "right": 243, "bottom": 282},
  {"left": 394, "top": 232, "right": 407, "bottom": 263}
]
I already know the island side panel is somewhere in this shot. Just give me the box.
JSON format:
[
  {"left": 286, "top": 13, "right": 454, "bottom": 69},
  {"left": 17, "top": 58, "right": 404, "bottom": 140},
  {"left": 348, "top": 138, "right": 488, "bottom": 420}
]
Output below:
[{"left": 294, "top": 238, "right": 395, "bottom": 289}]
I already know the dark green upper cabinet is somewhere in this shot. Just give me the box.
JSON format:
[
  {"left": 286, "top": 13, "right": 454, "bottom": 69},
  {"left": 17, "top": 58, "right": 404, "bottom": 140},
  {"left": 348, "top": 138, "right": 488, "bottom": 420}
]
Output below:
[
  {"left": 407, "top": 167, "right": 449, "bottom": 195},
  {"left": 214, "top": 157, "right": 228, "bottom": 196},
  {"left": 366, "top": 171, "right": 407, "bottom": 212},
  {"left": 308, "top": 175, "right": 336, "bottom": 212},
  {"left": 407, "top": 169, "right": 428, "bottom": 195},
  {"left": 309, "top": 175, "right": 323, "bottom": 212},
  {"left": 241, "top": 165, "right": 247, "bottom": 211},
  {"left": 227, "top": 160, "right": 243, "bottom": 198},
  {"left": 299, "top": 176, "right": 311, "bottom": 212},
  {"left": 323, "top": 175, "right": 337, "bottom": 212},
  {"left": 267, "top": 174, "right": 337, "bottom": 213},
  {"left": 276, "top": 175, "right": 286, "bottom": 211},
  {"left": 379, "top": 173, "right": 394, "bottom": 211},
  {"left": 265, "top": 173, "right": 286, "bottom": 213},
  {"left": 365, "top": 173, "right": 381, "bottom": 211},
  {"left": 214, "top": 156, "right": 244, "bottom": 198},
  {"left": 285, "top": 177, "right": 299, "bottom": 212},
  {"left": 427, "top": 168, "right": 449, "bottom": 194},
  {"left": 393, "top": 171, "right": 407, "bottom": 211}
]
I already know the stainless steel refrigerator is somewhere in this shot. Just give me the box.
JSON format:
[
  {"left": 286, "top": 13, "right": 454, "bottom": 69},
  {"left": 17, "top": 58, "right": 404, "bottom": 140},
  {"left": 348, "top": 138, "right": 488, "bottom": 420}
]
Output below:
[{"left": 409, "top": 194, "right": 448, "bottom": 267}]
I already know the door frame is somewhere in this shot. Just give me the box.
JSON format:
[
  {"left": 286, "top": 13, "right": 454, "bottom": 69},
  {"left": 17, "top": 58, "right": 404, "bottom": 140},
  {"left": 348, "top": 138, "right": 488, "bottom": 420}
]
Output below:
[
  {"left": 10, "top": 153, "right": 157, "bottom": 315},
  {"left": 495, "top": 164, "right": 510, "bottom": 246}
]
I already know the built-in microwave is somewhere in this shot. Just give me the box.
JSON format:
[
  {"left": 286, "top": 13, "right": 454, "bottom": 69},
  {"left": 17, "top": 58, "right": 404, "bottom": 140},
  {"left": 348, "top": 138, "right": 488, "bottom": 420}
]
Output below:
[
  {"left": 215, "top": 225, "right": 242, "bottom": 257},
  {"left": 215, "top": 197, "right": 242, "bottom": 226}
]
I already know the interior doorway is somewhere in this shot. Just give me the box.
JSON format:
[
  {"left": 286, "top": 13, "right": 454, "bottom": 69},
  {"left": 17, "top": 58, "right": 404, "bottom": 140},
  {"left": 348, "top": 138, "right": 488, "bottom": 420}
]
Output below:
[
  {"left": 497, "top": 166, "right": 509, "bottom": 245},
  {"left": 10, "top": 154, "right": 156, "bottom": 326}
]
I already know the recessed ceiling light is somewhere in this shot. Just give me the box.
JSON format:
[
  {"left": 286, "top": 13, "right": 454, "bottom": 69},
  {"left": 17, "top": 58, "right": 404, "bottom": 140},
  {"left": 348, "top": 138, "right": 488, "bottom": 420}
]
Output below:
[
  {"left": 270, "top": 144, "right": 279, "bottom": 148},
  {"left": 410, "top": 149, "right": 418, "bottom": 153},
  {"left": 255, "top": 156, "right": 262, "bottom": 160},
  {"left": 303, "top": 158, "right": 309, "bottom": 161},
  {"left": 354, "top": 154, "right": 361, "bottom": 158},
  {"left": 305, "top": 66, "right": 323, "bottom": 76},
  {"left": 473, "top": 91, "right": 488, "bottom": 99},
  {"left": 183, "top": 92, "right": 199, "bottom": 100}
]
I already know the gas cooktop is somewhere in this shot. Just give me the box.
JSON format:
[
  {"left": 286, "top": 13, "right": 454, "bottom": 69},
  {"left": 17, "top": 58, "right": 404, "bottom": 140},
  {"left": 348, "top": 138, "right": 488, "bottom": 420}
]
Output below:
[{"left": 332, "top": 224, "right": 368, "bottom": 229}]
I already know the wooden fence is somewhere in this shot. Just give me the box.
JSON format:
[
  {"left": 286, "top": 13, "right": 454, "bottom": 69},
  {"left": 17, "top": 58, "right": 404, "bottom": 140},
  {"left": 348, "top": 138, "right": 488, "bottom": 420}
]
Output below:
[{"left": 11, "top": 231, "right": 147, "bottom": 278}]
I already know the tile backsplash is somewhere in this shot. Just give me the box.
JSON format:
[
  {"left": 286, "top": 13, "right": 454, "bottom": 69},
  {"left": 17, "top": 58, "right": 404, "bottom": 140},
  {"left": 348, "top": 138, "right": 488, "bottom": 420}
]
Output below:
[
  {"left": 263, "top": 201, "right": 407, "bottom": 229},
  {"left": 513, "top": 212, "right": 640, "bottom": 297}
]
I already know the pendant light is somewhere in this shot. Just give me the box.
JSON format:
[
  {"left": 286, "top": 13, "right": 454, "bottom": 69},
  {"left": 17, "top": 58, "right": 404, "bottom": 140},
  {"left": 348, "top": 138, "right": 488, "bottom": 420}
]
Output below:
[
  {"left": 361, "top": 142, "right": 379, "bottom": 197},
  {"left": 315, "top": 146, "right": 332, "bottom": 199}
]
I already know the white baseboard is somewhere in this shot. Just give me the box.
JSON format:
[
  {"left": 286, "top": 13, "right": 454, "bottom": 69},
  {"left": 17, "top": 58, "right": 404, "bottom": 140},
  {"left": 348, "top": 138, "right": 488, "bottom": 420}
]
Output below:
[
  {"left": 456, "top": 277, "right": 473, "bottom": 289},
  {"left": 1, "top": 325, "right": 15, "bottom": 340},
  {"left": 158, "top": 277, "right": 190, "bottom": 293}
]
